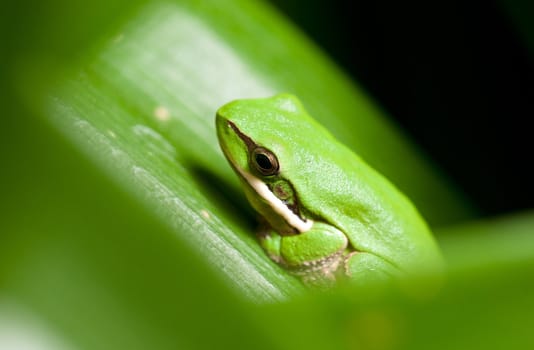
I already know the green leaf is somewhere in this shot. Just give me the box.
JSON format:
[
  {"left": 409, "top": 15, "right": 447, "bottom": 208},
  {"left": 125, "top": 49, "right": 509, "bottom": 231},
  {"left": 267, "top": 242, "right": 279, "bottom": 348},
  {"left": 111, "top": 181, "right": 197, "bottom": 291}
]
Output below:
[
  {"left": 27, "top": 0, "right": 474, "bottom": 301},
  {"left": 5, "top": 1, "right": 532, "bottom": 349},
  {"left": 438, "top": 211, "right": 534, "bottom": 274}
]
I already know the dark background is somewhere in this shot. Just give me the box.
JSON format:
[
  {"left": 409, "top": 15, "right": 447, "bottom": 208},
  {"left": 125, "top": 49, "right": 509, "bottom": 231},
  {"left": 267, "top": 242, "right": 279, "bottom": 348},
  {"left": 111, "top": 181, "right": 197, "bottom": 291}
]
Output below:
[{"left": 270, "top": 0, "right": 534, "bottom": 218}]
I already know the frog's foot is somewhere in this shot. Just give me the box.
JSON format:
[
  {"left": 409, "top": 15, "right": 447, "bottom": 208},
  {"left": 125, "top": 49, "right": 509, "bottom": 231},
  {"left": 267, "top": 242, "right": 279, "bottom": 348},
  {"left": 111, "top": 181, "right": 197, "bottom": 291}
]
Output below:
[
  {"left": 258, "top": 222, "right": 349, "bottom": 287},
  {"left": 257, "top": 229, "right": 284, "bottom": 264},
  {"left": 343, "top": 251, "right": 400, "bottom": 286},
  {"left": 288, "top": 249, "right": 344, "bottom": 288}
]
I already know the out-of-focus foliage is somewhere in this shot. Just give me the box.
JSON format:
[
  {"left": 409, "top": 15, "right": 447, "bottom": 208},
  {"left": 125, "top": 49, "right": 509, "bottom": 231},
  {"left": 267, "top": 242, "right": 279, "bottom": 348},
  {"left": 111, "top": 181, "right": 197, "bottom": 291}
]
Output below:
[
  {"left": 500, "top": 0, "right": 534, "bottom": 57},
  {"left": 1, "top": 1, "right": 533, "bottom": 349},
  {"left": 438, "top": 211, "right": 534, "bottom": 274}
]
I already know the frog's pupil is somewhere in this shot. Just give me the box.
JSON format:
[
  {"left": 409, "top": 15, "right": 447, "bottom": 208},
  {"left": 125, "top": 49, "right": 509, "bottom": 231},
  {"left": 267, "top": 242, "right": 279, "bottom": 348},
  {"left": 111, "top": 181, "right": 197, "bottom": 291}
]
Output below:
[{"left": 256, "top": 153, "right": 272, "bottom": 170}]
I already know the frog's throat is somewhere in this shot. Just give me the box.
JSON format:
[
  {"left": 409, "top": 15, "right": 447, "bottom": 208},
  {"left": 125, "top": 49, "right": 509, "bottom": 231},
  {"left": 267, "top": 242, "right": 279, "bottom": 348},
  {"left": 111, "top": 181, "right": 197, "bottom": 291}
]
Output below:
[{"left": 238, "top": 168, "right": 313, "bottom": 233}]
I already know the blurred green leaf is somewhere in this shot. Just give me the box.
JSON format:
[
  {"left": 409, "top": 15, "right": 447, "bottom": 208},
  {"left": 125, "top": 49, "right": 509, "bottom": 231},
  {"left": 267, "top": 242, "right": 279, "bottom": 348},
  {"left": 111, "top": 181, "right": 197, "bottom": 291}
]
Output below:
[
  {"left": 499, "top": 0, "right": 534, "bottom": 57},
  {"left": 438, "top": 211, "right": 534, "bottom": 274},
  {"left": 7, "top": 0, "right": 477, "bottom": 301},
  {"left": 2, "top": 0, "right": 533, "bottom": 349},
  {"left": 265, "top": 259, "right": 534, "bottom": 350}
]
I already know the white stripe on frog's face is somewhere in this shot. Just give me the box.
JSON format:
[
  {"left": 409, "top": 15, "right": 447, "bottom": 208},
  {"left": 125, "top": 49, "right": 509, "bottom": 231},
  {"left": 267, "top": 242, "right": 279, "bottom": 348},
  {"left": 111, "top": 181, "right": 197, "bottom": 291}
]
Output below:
[{"left": 236, "top": 166, "right": 313, "bottom": 233}]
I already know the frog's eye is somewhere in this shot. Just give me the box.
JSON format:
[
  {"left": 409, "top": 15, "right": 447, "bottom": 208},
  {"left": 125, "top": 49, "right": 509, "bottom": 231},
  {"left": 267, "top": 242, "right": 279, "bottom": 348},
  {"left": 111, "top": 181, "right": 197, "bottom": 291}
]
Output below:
[{"left": 251, "top": 147, "right": 279, "bottom": 176}]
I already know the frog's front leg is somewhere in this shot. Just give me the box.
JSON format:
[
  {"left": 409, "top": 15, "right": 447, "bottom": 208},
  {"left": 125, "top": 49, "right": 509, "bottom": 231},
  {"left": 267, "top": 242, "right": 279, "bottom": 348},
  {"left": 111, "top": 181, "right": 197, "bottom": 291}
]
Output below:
[{"left": 259, "top": 222, "right": 349, "bottom": 286}]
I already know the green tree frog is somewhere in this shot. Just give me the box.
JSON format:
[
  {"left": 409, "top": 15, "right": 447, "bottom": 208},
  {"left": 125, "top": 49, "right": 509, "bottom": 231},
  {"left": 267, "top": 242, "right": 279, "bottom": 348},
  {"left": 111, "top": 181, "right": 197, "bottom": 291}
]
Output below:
[{"left": 216, "top": 93, "right": 443, "bottom": 286}]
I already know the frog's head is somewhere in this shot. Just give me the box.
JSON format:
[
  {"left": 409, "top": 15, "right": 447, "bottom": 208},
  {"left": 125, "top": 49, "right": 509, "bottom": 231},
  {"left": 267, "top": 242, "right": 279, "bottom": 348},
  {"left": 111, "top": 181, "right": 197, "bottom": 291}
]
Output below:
[
  {"left": 216, "top": 93, "right": 306, "bottom": 175},
  {"left": 216, "top": 93, "right": 318, "bottom": 235}
]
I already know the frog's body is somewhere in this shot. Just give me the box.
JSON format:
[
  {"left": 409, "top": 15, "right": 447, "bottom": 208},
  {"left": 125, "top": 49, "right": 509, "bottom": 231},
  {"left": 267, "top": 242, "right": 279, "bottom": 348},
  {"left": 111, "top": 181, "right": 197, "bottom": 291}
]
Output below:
[{"left": 216, "top": 94, "right": 443, "bottom": 286}]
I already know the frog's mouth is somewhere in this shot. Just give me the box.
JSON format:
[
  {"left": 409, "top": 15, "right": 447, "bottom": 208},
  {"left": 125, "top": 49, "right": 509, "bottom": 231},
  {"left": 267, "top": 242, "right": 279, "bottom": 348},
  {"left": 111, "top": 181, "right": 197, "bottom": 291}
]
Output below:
[{"left": 225, "top": 120, "right": 314, "bottom": 234}]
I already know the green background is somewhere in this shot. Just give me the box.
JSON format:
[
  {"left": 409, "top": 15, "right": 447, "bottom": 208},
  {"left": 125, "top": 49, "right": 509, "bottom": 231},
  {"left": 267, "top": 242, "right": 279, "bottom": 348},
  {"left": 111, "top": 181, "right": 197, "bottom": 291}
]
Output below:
[{"left": 1, "top": 1, "right": 533, "bottom": 349}]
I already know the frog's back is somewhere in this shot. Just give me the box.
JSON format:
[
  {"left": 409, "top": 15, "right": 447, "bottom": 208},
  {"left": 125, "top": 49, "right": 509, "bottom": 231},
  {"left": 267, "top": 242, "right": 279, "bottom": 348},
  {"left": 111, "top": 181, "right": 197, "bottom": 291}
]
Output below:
[
  {"left": 291, "top": 135, "right": 443, "bottom": 275},
  {"left": 265, "top": 95, "right": 443, "bottom": 274}
]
